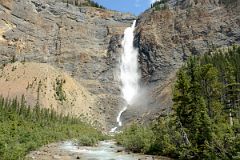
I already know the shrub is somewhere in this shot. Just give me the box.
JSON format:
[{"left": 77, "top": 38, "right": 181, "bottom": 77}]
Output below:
[
  {"left": 116, "top": 123, "right": 155, "bottom": 153},
  {"left": 78, "top": 135, "right": 97, "bottom": 146},
  {"left": 55, "top": 78, "right": 66, "bottom": 102}
]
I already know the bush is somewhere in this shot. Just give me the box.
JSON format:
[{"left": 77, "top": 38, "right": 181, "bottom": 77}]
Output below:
[
  {"left": 55, "top": 78, "right": 66, "bottom": 102},
  {"left": 78, "top": 135, "right": 97, "bottom": 146},
  {"left": 116, "top": 123, "right": 155, "bottom": 153}
]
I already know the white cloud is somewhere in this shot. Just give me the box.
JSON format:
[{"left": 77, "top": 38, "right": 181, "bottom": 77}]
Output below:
[
  {"left": 150, "top": 0, "right": 156, "bottom": 4},
  {"left": 150, "top": 0, "right": 160, "bottom": 4}
]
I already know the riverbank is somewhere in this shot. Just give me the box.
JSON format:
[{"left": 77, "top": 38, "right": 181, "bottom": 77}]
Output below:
[{"left": 26, "top": 140, "right": 172, "bottom": 160}]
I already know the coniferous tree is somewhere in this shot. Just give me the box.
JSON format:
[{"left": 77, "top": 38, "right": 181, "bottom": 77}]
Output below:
[
  {"left": 173, "top": 68, "right": 191, "bottom": 128},
  {"left": 223, "top": 62, "right": 236, "bottom": 126},
  {"left": 116, "top": 46, "right": 240, "bottom": 159},
  {"left": 173, "top": 57, "right": 214, "bottom": 159},
  {"left": 199, "top": 64, "right": 222, "bottom": 120}
]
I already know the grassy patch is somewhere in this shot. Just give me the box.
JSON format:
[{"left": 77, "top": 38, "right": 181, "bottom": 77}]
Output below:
[{"left": 0, "top": 96, "right": 105, "bottom": 160}]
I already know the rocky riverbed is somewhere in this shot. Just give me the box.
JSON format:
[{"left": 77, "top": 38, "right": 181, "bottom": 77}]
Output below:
[{"left": 26, "top": 140, "right": 172, "bottom": 160}]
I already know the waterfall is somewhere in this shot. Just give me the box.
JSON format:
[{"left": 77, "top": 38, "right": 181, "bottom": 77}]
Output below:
[{"left": 110, "top": 20, "right": 140, "bottom": 132}]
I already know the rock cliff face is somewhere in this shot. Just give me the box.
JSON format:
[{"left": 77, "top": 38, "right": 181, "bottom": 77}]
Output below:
[
  {"left": 0, "top": 0, "right": 135, "bottom": 129},
  {"left": 0, "top": 0, "right": 240, "bottom": 128},
  {"left": 122, "top": 0, "right": 240, "bottom": 123}
]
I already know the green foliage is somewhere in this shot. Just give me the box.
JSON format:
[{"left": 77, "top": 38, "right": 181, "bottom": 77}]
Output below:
[
  {"left": 116, "top": 123, "right": 155, "bottom": 153},
  {"left": 117, "top": 46, "right": 240, "bottom": 159},
  {"left": 87, "top": 0, "right": 106, "bottom": 9},
  {"left": 173, "top": 46, "right": 240, "bottom": 159},
  {"left": 115, "top": 116, "right": 182, "bottom": 158},
  {"left": 174, "top": 57, "right": 214, "bottom": 159},
  {"left": 78, "top": 135, "right": 98, "bottom": 146},
  {"left": 151, "top": 0, "right": 169, "bottom": 11},
  {"left": 61, "top": 0, "right": 106, "bottom": 9},
  {"left": 150, "top": 116, "right": 182, "bottom": 158},
  {"left": 55, "top": 78, "right": 66, "bottom": 102},
  {"left": 0, "top": 96, "right": 105, "bottom": 160}
]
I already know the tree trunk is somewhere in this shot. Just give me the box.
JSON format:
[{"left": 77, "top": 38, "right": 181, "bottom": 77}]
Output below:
[{"left": 229, "top": 109, "right": 233, "bottom": 126}]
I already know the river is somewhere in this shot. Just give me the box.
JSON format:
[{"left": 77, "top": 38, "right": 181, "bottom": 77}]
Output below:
[{"left": 26, "top": 140, "right": 171, "bottom": 160}]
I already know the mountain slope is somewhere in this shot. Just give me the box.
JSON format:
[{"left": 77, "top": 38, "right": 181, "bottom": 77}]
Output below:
[
  {"left": 122, "top": 0, "right": 240, "bottom": 123},
  {"left": 0, "top": 62, "right": 109, "bottom": 127},
  {"left": 0, "top": 0, "right": 135, "bottom": 129},
  {"left": 0, "top": 0, "right": 240, "bottom": 128}
]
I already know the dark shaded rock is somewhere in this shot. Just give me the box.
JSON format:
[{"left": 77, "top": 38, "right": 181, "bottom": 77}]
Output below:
[{"left": 123, "top": 1, "right": 240, "bottom": 123}]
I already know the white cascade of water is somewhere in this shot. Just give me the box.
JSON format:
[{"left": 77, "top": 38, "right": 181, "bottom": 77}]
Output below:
[{"left": 110, "top": 20, "right": 140, "bottom": 133}]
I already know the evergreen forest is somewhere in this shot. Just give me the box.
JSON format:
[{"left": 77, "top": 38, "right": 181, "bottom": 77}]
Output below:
[
  {"left": 0, "top": 96, "right": 105, "bottom": 160},
  {"left": 116, "top": 45, "right": 240, "bottom": 159}
]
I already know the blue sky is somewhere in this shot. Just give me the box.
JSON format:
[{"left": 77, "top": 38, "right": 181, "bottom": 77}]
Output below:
[{"left": 93, "top": 0, "right": 156, "bottom": 15}]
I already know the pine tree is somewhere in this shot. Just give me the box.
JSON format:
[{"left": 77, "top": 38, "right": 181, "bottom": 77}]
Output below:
[
  {"left": 173, "top": 68, "right": 191, "bottom": 128},
  {"left": 223, "top": 62, "right": 236, "bottom": 126},
  {"left": 173, "top": 57, "right": 214, "bottom": 159},
  {"left": 199, "top": 64, "right": 222, "bottom": 120}
]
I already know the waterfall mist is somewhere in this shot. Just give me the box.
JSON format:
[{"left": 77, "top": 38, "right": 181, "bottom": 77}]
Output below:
[{"left": 110, "top": 20, "right": 141, "bottom": 132}]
